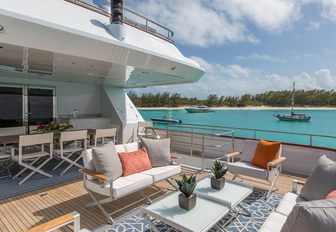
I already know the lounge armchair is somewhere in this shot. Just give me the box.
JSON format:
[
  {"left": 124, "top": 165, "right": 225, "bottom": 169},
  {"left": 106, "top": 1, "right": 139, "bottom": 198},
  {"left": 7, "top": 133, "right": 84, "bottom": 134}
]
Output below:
[
  {"left": 81, "top": 142, "right": 181, "bottom": 224},
  {"left": 26, "top": 211, "right": 89, "bottom": 232},
  {"left": 224, "top": 140, "right": 286, "bottom": 199},
  {"left": 137, "top": 121, "right": 160, "bottom": 139},
  {"left": 260, "top": 155, "right": 336, "bottom": 232}
]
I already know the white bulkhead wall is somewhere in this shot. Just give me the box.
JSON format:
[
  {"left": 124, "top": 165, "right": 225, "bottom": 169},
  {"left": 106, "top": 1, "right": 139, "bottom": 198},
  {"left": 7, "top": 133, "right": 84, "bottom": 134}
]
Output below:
[{"left": 101, "top": 86, "right": 144, "bottom": 143}]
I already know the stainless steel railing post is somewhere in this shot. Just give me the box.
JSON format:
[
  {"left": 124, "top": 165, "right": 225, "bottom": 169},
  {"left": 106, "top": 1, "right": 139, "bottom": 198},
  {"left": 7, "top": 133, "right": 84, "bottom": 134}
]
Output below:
[
  {"left": 190, "top": 128, "right": 194, "bottom": 156},
  {"left": 232, "top": 131, "right": 235, "bottom": 152},
  {"left": 201, "top": 134, "right": 205, "bottom": 170}
]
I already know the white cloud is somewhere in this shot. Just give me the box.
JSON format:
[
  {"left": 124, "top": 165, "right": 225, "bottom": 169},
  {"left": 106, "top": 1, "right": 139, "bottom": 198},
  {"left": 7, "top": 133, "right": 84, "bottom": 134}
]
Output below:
[
  {"left": 235, "top": 53, "right": 285, "bottom": 62},
  {"left": 214, "top": 0, "right": 304, "bottom": 32},
  {"left": 321, "top": 0, "right": 336, "bottom": 22},
  {"left": 127, "top": 0, "right": 306, "bottom": 47},
  {"left": 132, "top": 57, "right": 336, "bottom": 98},
  {"left": 305, "top": 21, "right": 320, "bottom": 30}
]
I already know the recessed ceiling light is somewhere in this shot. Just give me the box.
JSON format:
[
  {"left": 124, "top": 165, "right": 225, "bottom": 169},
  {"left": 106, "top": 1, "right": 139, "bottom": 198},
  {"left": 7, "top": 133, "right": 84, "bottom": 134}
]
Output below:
[{"left": 0, "top": 25, "right": 4, "bottom": 33}]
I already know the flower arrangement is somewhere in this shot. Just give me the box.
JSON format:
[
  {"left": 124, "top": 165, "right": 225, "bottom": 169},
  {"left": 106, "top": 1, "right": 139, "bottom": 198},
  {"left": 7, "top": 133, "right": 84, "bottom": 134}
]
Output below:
[{"left": 36, "top": 121, "right": 73, "bottom": 133}]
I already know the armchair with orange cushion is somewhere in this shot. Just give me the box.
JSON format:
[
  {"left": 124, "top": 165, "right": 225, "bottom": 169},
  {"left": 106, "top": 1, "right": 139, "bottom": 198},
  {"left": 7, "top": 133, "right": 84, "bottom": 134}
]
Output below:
[{"left": 223, "top": 139, "right": 286, "bottom": 199}]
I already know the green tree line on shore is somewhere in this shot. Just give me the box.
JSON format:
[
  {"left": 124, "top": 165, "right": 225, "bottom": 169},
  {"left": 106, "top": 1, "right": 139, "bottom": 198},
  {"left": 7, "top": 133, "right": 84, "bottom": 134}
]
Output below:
[{"left": 128, "top": 89, "right": 336, "bottom": 107}]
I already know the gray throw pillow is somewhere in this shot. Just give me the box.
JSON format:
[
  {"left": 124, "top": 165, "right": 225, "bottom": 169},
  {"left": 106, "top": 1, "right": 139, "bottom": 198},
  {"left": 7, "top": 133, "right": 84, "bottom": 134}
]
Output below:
[
  {"left": 92, "top": 142, "right": 122, "bottom": 180},
  {"left": 141, "top": 137, "right": 171, "bottom": 167},
  {"left": 280, "top": 199, "right": 336, "bottom": 232},
  {"left": 300, "top": 155, "right": 336, "bottom": 201}
]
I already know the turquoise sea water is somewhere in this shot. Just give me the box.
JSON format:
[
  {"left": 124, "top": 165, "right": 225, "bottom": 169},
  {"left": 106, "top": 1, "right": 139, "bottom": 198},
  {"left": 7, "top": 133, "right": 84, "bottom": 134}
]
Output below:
[{"left": 139, "top": 109, "right": 336, "bottom": 149}]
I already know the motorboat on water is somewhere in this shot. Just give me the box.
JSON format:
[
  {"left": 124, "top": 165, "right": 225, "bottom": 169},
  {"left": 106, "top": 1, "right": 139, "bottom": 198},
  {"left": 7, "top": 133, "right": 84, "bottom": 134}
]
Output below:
[
  {"left": 185, "top": 105, "right": 214, "bottom": 113},
  {"left": 151, "top": 112, "right": 182, "bottom": 124},
  {"left": 274, "top": 82, "right": 311, "bottom": 122}
]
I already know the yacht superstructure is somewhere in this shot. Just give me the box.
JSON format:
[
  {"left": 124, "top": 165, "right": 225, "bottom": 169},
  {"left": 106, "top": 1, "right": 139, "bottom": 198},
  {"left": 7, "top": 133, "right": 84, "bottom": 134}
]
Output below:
[{"left": 0, "top": 0, "right": 204, "bottom": 142}]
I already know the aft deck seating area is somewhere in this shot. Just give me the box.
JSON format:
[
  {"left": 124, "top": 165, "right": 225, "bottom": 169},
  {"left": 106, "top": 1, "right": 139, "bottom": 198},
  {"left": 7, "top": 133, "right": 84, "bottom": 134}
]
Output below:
[{"left": 0, "top": 165, "right": 304, "bottom": 232}]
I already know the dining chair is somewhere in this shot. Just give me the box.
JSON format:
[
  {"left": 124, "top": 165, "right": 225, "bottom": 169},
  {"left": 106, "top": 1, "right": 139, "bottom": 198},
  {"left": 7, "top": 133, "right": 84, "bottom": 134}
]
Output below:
[
  {"left": 53, "top": 130, "right": 87, "bottom": 176},
  {"left": 0, "top": 126, "right": 26, "bottom": 137},
  {"left": 12, "top": 133, "right": 54, "bottom": 185},
  {"left": 0, "top": 151, "right": 12, "bottom": 178},
  {"left": 94, "top": 128, "right": 117, "bottom": 147}
]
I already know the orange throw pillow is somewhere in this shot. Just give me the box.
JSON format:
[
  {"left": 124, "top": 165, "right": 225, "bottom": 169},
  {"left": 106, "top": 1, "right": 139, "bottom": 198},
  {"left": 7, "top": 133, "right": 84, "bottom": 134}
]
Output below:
[
  {"left": 251, "top": 140, "right": 281, "bottom": 170},
  {"left": 118, "top": 147, "right": 152, "bottom": 176},
  {"left": 326, "top": 190, "right": 336, "bottom": 199}
]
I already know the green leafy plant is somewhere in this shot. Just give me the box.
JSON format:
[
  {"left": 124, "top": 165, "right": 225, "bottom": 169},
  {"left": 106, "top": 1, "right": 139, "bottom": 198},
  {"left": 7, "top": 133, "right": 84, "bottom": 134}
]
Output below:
[
  {"left": 211, "top": 160, "right": 228, "bottom": 179},
  {"left": 175, "top": 174, "right": 197, "bottom": 198}
]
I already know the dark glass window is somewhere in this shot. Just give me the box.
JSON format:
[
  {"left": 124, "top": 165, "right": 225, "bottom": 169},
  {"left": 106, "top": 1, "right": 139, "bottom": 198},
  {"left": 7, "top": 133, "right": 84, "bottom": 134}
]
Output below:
[
  {"left": 28, "top": 88, "right": 54, "bottom": 125},
  {"left": 0, "top": 87, "right": 23, "bottom": 127}
]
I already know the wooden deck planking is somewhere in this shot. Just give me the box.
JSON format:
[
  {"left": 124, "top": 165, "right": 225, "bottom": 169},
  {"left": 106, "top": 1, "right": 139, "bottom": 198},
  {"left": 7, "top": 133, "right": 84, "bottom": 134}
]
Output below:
[{"left": 0, "top": 167, "right": 305, "bottom": 232}]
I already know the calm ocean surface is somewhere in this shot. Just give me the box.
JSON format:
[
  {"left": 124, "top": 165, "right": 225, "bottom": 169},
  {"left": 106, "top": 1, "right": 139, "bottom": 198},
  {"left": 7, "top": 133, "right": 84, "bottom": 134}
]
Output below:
[{"left": 139, "top": 109, "right": 336, "bottom": 148}]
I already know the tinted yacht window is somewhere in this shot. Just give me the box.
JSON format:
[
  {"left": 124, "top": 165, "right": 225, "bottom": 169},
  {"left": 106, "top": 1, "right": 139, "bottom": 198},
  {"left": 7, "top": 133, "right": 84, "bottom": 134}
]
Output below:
[{"left": 0, "top": 86, "right": 23, "bottom": 127}]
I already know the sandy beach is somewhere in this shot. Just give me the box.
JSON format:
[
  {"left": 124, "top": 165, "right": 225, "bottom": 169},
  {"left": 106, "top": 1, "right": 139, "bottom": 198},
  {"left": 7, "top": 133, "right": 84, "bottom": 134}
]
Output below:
[{"left": 138, "top": 106, "right": 336, "bottom": 110}]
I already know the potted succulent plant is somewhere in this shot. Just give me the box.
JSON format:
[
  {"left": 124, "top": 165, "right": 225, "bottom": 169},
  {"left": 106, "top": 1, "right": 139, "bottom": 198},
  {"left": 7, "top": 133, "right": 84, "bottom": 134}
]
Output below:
[
  {"left": 210, "top": 160, "right": 228, "bottom": 190},
  {"left": 175, "top": 174, "right": 197, "bottom": 210}
]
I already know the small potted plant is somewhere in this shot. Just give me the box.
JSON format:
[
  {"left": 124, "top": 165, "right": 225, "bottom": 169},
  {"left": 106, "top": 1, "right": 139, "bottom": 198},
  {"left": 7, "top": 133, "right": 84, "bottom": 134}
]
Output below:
[
  {"left": 210, "top": 160, "right": 228, "bottom": 190},
  {"left": 175, "top": 174, "right": 197, "bottom": 210}
]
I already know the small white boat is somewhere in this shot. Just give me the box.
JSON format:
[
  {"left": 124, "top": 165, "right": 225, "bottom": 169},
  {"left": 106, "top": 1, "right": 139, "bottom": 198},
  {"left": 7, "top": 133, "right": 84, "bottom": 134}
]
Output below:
[
  {"left": 185, "top": 106, "right": 214, "bottom": 113},
  {"left": 151, "top": 112, "right": 183, "bottom": 123}
]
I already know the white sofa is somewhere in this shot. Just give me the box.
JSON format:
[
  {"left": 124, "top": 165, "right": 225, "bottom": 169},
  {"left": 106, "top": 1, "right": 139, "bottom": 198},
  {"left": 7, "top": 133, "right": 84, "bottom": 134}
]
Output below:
[
  {"left": 260, "top": 180, "right": 305, "bottom": 232},
  {"left": 81, "top": 142, "right": 181, "bottom": 224}
]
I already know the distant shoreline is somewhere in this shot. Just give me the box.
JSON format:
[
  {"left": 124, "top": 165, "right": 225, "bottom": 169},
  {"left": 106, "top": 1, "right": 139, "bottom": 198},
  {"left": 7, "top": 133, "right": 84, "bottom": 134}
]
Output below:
[{"left": 138, "top": 106, "right": 336, "bottom": 110}]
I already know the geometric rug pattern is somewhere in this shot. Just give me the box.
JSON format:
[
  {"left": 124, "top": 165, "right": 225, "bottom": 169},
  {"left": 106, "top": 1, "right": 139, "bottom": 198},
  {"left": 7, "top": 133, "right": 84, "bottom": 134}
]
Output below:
[{"left": 100, "top": 189, "right": 282, "bottom": 232}]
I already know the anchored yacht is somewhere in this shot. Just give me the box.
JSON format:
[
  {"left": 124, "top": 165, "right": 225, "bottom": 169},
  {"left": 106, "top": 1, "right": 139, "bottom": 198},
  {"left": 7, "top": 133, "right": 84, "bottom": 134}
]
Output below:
[{"left": 0, "top": 0, "right": 204, "bottom": 143}]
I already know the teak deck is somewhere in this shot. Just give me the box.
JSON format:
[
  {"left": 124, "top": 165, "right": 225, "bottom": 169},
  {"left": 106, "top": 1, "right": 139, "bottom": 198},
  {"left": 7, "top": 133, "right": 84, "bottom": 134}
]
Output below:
[{"left": 0, "top": 167, "right": 305, "bottom": 232}]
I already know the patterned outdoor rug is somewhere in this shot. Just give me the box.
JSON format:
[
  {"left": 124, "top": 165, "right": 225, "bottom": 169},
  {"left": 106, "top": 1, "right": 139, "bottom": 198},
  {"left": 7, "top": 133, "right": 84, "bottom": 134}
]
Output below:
[{"left": 96, "top": 189, "right": 282, "bottom": 232}]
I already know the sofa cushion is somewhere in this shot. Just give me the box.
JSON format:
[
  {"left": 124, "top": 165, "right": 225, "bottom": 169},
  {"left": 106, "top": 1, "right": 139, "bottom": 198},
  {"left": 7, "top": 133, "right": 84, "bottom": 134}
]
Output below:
[
  {"left": 241, "top": 140, "right": 258, "bottom": 162},
  {"left": 112, "top": 173, "right": 153, "bottom": 198},
  {"left": 85, "top": 173, "right": 153, "bottom": 198},
  {"left": 140, "top": 165, "right": 181, "bottom": 182},
  {"left": 276, "top": 192, "right": 306, "bottom": 216},
  {"left": 252, "top": 140, "right": 281, "bottom": 170},
  {"left": 141, "top": 137, "right": 171, "bottom": 167},
  {"left": 124, "top": 142, "right": 140, "bottom": 152},
  {"left": 92, "top": 142, "right": 122, "bottom": 180},
  {"left": 118, "top": 148, "right": 152, "bottom": 176},
  {"left": 280, "top": 199, "right": 336, "bottom": 232},
  {"left": 326, "top": 190, "right": 336, "bottom": 199},
  {"left": 227, "top": 161, "right": 277, "bottom": 180},
  {"left": 259, "top": 212, "right": 287, "bottom": 232},
  {"left": 300, "top": 155, "right": 336, "bottom": 201},
  {"left": 82, "top": 149, "right": 95, "bottom": 171},
  {"left": 115, "top": 144, "right": 126, "bottom": 153}
]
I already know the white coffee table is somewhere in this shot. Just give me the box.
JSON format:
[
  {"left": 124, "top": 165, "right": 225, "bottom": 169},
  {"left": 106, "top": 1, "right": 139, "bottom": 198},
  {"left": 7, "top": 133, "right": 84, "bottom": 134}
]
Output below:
[{"left": 141, "top": 177, "right": 253, "bottom": 232}]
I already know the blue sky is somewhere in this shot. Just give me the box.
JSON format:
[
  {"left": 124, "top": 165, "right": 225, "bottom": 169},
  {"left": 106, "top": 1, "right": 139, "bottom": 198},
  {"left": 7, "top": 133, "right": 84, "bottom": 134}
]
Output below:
[{"left": 125, "top": 0, "right": 336, "bottom": 98}]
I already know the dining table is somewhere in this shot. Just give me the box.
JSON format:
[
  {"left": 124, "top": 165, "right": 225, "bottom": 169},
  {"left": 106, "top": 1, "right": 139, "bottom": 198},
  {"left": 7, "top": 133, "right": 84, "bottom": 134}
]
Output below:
[{"left": 0, "top": 129, "right": 96, "bottom": 147}]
